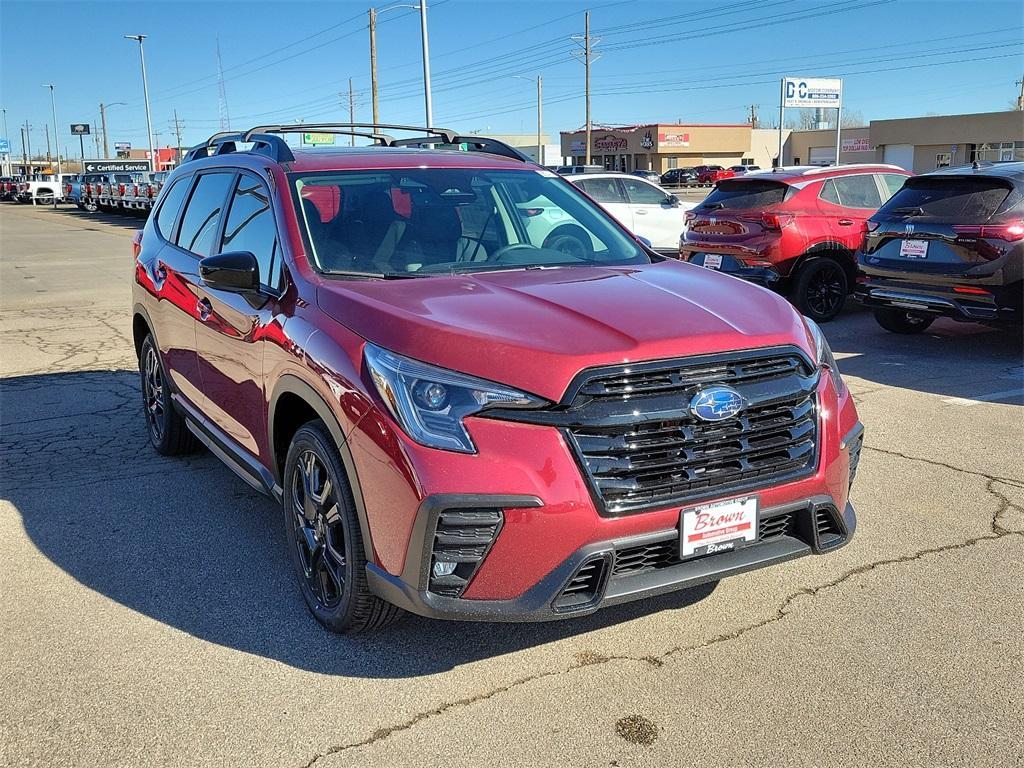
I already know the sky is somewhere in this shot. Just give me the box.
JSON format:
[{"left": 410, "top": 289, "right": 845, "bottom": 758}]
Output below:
[{"left": 1, "top": 0, "right": 1021, "bottom": 160}]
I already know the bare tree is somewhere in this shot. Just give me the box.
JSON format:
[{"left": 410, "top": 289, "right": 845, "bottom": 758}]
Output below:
[{"left": 840, "top": 109, "right": 864, "bottom": 127}]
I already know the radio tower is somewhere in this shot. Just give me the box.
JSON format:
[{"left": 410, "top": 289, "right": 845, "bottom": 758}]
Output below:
[{"left": 216, "top": 37, "right": 231, "bottom": 131}]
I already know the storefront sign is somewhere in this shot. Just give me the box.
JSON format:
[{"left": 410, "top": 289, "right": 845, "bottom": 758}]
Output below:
[
  {"left": 570, "top": 140, "right": 585, "bottom": 153},
  {"left": 594, "top": 134, "right": 628, "bottom": 151},
  {"left": 841, "top": 137, "right": 871, "bottom": 152},
  {"left": 303, "top": 132, "right": 336, "bottom": 145},
  {"left": 114, "top": 142, "right": 131, "bottom": 151},
  {"left": 640, "top": 130, "right": 654, "bottom": 150},
  {"left": 783, "top": 77, "right": 843, "bottom": 109},
  {"left": 659, "top": 132, "right": 690, "bottom": 147}
]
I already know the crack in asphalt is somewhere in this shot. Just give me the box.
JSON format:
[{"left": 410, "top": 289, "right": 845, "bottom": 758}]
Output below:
[{"left": 297, "top": 450, "right": 1024, "bottom": 767}]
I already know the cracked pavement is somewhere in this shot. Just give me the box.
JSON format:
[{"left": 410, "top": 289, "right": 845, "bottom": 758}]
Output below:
[{"left": 1, "top": 203, "right": 1023, "bottom": 768}]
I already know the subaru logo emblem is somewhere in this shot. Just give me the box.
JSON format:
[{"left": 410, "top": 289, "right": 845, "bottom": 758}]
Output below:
[{"left": 690, "top": 386, "right": 744, "bottom": 422}]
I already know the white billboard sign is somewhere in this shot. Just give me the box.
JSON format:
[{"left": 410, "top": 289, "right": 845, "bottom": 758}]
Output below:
[{"left": 783, "top": 77, "right": 843, "bottom": 109}]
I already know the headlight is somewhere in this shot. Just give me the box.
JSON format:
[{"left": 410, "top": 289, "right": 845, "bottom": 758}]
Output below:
[
  {"left": 804, "top": 317, "right": 845, "bottom": 395},
  {"left": 364, "top": 343, "right": 547, "bottom": 453}
]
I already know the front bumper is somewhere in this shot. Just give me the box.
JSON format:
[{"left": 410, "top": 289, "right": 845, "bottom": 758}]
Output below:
[{"left": 367, "top": 495, "right": 856, "bottom": 622}]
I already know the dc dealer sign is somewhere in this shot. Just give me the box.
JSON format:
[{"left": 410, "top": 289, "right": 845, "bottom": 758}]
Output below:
[{"left": 782, "top": 77, "right": 843, "bottom": 109}]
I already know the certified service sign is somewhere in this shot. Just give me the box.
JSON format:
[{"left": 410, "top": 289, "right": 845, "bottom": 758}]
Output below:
[{"left": 783, "top": 77, "right": 843, "bottom": 109}]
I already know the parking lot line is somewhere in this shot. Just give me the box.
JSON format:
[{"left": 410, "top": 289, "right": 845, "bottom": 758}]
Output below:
[{"left": 942, "top": 389, "right": 1024, "bottom": 406}]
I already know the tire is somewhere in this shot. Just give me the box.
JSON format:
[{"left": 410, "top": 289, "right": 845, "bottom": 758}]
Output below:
[
  {"left": 283, "top": 421, "right": 403, "bottom": 634},
  {"left": 873, "top": 307, "right": 935, "bottom": 334},
  {"left": 791, "top": 257, "right": 849, "bottom": 323},
  {"left": 138, "top": 335, "right": 197, "bottom": 455}
]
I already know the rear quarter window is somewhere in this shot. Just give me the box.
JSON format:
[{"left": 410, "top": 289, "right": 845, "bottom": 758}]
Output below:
[
  {"left": 877, "top": 177, "right": 1013, "bottom": 221},
  {"left": 701, "top": 180, "right": 789, "bottom": 210},
  {"left": 154, "top": 177, "right": 191, "bottom": 240}
]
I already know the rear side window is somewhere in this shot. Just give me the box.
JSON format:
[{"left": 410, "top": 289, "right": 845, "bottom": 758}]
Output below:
[
  {"left": 621, "top": 178, "right": 666, "bottom": 204},
  {"left": 832, "top": 175, "right": 882, "bottom": 209},
  {"left": 176, "top": 172, "right": 234, "bottom": 257},
  {"left": 575, "top": 177, "right": 626, "bottom": 204},
  {"left": 881, "top": 174, "right": 907, "bottom": 199},
  {"left": 221, "top": 175, "right": 281, "bottom": 290},
  {"left": 877, "top": 177, "right": 1013, "bottom": 221},
  {"left": 702, "top": 180, "right": 788, "bottom": 210},
  {"left": 154, "top": 177, "right": 190, "bottom": 239}
]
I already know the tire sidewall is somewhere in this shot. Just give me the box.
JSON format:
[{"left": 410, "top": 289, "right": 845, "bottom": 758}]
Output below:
[
  {"left": 282, "top": 423, "right": 361, "bottom": 630},
  {"left": 138, "top": 335, "right": 173, "bottom": 452}
]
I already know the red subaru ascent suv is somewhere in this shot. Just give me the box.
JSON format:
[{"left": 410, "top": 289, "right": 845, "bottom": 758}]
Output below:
[
  {"left": 132, "top": 124, "right": 862, "bottom": 633},
  {"left": 680, "top": 165, "right": 911, "bottom": 322}
]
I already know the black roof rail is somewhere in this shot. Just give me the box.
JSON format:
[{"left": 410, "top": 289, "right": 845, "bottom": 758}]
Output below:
[{"left": 184, "top": 123, "right": 534, "bottom": 165}]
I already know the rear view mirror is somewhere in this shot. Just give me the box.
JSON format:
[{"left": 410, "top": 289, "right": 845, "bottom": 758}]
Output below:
[
  {"left": 665, "top": 194, "right": 681, "bottom": 208},
  {"left": 200, "top": 251, "right": 259, "bottom": 293}
]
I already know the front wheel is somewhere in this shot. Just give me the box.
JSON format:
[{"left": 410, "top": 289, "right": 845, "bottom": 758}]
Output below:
[
  {"left": 792, "top": 257, "right": 848, "bottom": 323},
  {"left": 873, "top": 307, "right": 935, "bottom": 334},
  {"left": 138, "top": 335, "right": 197, "bottom": 455},
  {"left": 282, "top": 421, "right": 402, "bottom": 634}
]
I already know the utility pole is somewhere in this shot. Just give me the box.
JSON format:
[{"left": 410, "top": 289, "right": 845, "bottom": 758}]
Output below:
[
  {"left": 419, "top": 0, "right": 432, "bottom": 126},
  {"left": 748, "top": 104, "right": 759, "bottom": 129},
  {"left": 172, "top": 110, "right": 184, "bottom": 165},
  {"left": 537, "top": 74, "right": 543, "bottom": 166},
  {"left": 571, "top": 12, "right": 599, "bottom": 165},
  {"left": 45, "top": 124, "right": 52, "bottom": 164},
  {"left": 1017, "top": 75, "right": 1024, "bottom": 110},
  {"left": 24, "top": 121, "right": 33, "bottom": 176},
  {"left": 100, "top": 103, "right": 109, "bottom": 158},
  {"left": 369, "top": 8, "right": 379, "bottom": 126},
  {"left": 348, "top": 78, "right": 357, "bottom": 146},
  {"left": 21, "top": 125, "right": 28, "bottom": 174},
  {"left": 1, "top": 107, "right": 8, "bottom": 176}
]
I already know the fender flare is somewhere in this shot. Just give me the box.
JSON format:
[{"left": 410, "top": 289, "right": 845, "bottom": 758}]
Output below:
[{"left": 268, "top": 374, "right": 376, "bottom": 563}]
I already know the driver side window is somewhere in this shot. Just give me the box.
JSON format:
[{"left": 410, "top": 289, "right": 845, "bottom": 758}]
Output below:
[{"left": 622, "top": 178, "right": 668, "bottom": 205}]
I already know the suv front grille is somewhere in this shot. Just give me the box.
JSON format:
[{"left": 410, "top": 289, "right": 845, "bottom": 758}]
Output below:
[{"left": 563, "top": 349, "right": 819, "bottom": 514}]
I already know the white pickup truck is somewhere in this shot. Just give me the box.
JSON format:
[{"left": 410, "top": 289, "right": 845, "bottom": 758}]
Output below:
[{"left": 15, "top": 174, "right": 76, "bottom": 205}]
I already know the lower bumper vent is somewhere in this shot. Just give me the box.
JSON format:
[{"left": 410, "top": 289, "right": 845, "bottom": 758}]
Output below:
[
  {"left": 553, "top": 555, "right": 609, "bottom": 611},
  {"left": 428, "top": 508, "right": 503, "bottom": 597},
  {"left": 814, "top": 505, "right": 844, "bottom": 549}
]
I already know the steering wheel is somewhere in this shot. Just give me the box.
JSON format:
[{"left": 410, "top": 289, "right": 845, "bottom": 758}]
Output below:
[{"left": 489, "top": 243, "right": 543, "bottom": 263}]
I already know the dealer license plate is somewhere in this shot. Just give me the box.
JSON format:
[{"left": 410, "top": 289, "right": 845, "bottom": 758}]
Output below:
[
  {"left": 702, "top": 253, "right": 723, "bottom": 270},
  {"left": 899, "top": 239, "right": 928, "bottom": 259},
  {"left": 680, "top": 496, "right": 758, "bottom": 558}
]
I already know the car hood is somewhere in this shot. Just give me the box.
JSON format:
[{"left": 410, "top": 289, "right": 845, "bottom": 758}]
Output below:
[{"left": 316, "top": 260, "right": 812, "bottom": 402}]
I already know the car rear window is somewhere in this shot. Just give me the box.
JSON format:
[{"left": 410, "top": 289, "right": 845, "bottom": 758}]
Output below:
[
  {"left": 701, "top": 179, "right": 789, "bottom": 210},
  {"left": 877, "top": 177, "right": 1013, "bottom": 221}
]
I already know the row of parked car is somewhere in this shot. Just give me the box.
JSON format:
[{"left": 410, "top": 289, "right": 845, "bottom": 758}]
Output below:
[
  {"left": 558, "top": 164, "right": 762, "bottom": 187},
  {"left": 0, "top": 171, "right": 168, "bottom": 215}
]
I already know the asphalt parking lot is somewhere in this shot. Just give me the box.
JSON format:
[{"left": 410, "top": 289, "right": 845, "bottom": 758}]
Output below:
[{"left": 1, "top": 202, "right": 1022, "bottom": 768}]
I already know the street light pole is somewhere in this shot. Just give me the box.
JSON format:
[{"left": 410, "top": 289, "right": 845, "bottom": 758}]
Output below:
[
  {"left": 43, "top": 84, "right": 62, "bottom": 179},
  {"left": 125, "top": 35, "right": 156, "bottom": 172},
  {"left": 419, "top": 0, "right": 432, "bottom": 126},
  {"left": 1, "top": 107, "right": 9, "bottom": 176},
  {"left": 537, "top": 75, "right": 543, "bottom": 165},
  {"left": 369, "top": 8, "right": 379, "bottom": 126}
]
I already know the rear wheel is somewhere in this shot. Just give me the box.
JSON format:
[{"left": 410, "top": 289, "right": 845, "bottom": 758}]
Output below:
[
  {"left": 873, "top": 307, "right": 935, "bottom": 334},
  {"left": 138, "top": 335, "right": 197, "bottom": 455},
  {"left": 283, "top": 421, "right": 402, "bottom": 634},
  {"left": 792, "top": 257, "right": 848, "bottom": 323}
]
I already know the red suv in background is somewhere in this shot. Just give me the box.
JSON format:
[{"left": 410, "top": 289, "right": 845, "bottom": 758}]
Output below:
[
  {"left": 693, "top": 165, "right": 735, "bottom": 185},
  {"left": 132, "top": 124, "right": 862, "bottom": 633},
  {"left": 680, "top": 165, "right": 911, "bottom": 321}
]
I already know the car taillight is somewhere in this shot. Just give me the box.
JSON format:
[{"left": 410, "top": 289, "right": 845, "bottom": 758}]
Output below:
[
  {"left": 761, "top": 212, "right": 794, "bottom": 230},
  {"left": 865, "top": 221, "right": 881, "bottom": 233},
  {"left": 952, "top": 285, "right": 992, "bottom": 296},
  {"left": 147, "top": 185, "right": 155, "bottom": 198},
  {"left": 132, "top": 230, "right": 143, "bottom": 259},
  {"left": 953, "top": 221, "right": 1024, "bottom": 242},
  {"left": 66, "top": 184, "right": 72, "bottom": 194},
  {"left": 132, "top": 184, "right": 138, "bottom": 196},
  {"left": 684, "top": 210, "right": 697, "bottom": 224},
  {"left": 118, "top": 184, "right": 126, "bottom": 196}
]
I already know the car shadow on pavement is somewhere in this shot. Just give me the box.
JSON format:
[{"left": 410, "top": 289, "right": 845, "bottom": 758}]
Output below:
[
  {"left": 45, "top": 204, "right": 148, "bottom": 232},
  {"left": 1, "top": 370, "right": 716, "bottom": 678},
  {"left": 824, "top": 308, "right": 1023, "bottom": 404}
]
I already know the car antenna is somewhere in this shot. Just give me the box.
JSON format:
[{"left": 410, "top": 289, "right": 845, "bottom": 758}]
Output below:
[{"left": 971, "top": 160, "right": 980, "bottom": 169}]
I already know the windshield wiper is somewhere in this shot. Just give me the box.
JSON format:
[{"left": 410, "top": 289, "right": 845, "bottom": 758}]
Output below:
[
  {"left": 323, "top": 269, "right": 429, "bottom": 280},
  {"left": 891, "top": 206, "right": 925, "bottom": 216}
]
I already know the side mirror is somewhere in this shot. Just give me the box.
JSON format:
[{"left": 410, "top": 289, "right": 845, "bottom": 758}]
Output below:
[
  {"left": 200, "top": 251, "right": 259, "bottom": 293},
  {"left": 635, "top": 235, "right": 653, "bottom": 249},
  {"left": 665, "top": 194, "right": 681, "bottom": 208}
]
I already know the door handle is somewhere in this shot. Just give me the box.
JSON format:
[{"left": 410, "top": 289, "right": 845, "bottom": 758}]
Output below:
[
  {"left": 197, "top": 297, "right": 213, "bottom": 320},
  {"left": 838, "top": 219, "right": 854, "bottom": 226},
  {"left": 635, "top": 209, "right": 649, "bottom": 215}
]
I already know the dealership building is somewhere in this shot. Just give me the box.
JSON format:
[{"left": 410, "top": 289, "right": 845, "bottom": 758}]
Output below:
[{"left": 561, "top": 110, "right": 1022, "bottom": 175}]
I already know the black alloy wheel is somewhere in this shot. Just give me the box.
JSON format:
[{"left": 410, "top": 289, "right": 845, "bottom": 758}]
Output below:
[
  {"left": 142, "top": 342, "right": 166, "bottom": 443},
  {"left": 289, "top": 449, "right": 347, "bottom": 609},
  {"left": 794, "top": 258, "right": 848, "bottom": 323},
  {"left": 138, "top": 334, "right": 196, "bottom": 455}
]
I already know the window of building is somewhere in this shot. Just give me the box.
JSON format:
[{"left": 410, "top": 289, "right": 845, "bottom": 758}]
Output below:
[
  {"left": 741, "top": 158, "right": 755, "bottom": 166},
  {"left": 972, "top": 141, "right": 1024, "bottom": 163},
  {"left": 935, "top": 153, "right": 951, "bottom": 168},
  {"left": 221, "top": 174, "right": 282, "bottom": 290},
  {"left": 176, "top": 172, "right": 235, "bottom": 257},
  {"left": 666, "top": 157, "right": 678, "bottom": 169}
]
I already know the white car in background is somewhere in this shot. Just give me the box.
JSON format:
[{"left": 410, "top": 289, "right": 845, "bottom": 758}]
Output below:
[{"left": 565, "top": 172, "right": 695, "bottom": 253}]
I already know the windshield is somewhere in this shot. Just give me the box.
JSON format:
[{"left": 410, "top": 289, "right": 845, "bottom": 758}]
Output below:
[{"left": 292, "top": 167, "right": 649, "bottom": 277}]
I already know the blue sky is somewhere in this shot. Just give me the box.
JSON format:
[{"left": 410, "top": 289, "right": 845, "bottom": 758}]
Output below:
[{"left": 1, "top": 0, "right": 1021, "bottom": 158}]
